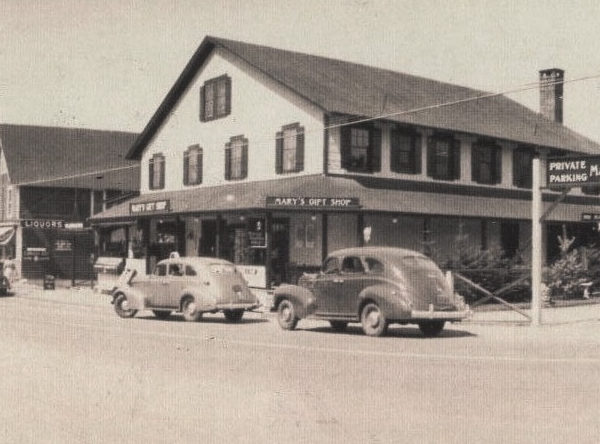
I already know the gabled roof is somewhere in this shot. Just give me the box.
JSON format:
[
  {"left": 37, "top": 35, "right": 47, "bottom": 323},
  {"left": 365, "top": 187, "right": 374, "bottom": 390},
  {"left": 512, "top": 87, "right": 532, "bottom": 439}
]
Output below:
[
  {"left": 0, "top": 124, "right": 140, "bottom": 190},
  {"left": 127, "top": 35, "right": 600, "bottom": 160}
]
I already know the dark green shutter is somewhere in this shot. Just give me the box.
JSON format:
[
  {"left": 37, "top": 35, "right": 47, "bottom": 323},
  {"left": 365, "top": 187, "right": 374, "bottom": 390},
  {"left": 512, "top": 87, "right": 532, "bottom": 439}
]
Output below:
[
  {"left": 494, "top": 145, "right": 503, "bottom": 184},
  {"left": 183, "top": 152, "right": 189, "bottom": 185},
  {"left": 427, "top": 137, "right": 436, "bottom": 178},
  {"left": 413, "top": 133, "right": 422, "bottom": 174},
  {"left": 159, "top": 156, "right": 165, "bottom": 189},
  {"left": 275, "top": 132, "right": 283, "bottom": 174},
  {"left": 390, "top": 129, "right": 399, "bottom": 173},
  {"left": 199, "top": 86, "right": 205, "bottom": 122},
  {"left": 240, "top": 141, "right": 248, "bottom": 179},
  {"left": 224, "top": 143, "right": 231, "bottom": 180},
  {"left": 296, "top": 129, "right": 304, "bottom": 172},
  {"left": 340, "top": 126, "right": 352, "bottom": 169},
  {"left": 369, "top": 127, "right": 382, "bottom": 172},
  {"left": 197, "top": 148, "right": 203, "bottom": 184},
  {"left": 471, "top": 143, "right": 481, "bottom": 182},
  {"left": 224, "top": 76, "right": 232, "bottom": 116},
  {"left": 149, "top": 158, "right": 154, "bottom": 189},
  {"left": 451, "top": 139, "right": 461, "bottom": 180}
]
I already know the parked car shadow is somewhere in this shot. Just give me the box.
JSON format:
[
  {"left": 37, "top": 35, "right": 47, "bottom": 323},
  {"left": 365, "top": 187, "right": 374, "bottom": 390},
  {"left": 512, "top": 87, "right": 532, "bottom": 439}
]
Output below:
[
  {"left": 137, "top": 314, "right": 269, "bottom": 325},
  {"left": 304, "top": 324, "right": 476, "bottom": 339}
]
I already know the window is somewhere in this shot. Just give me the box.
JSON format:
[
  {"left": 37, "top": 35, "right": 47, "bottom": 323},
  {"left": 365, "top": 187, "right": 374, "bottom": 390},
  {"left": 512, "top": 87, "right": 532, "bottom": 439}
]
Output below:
[
  {"left": 471, "top": 140, "right": 502, "bottom": 184},
  {"left": 154, "top": 263, "right": 167, "bottom": 276},
  {"left": 185, "top": 265, "right": 197, "bottom": 276},
  {"left": 513, "top": 146, "right": 533, "bottom": 188},
  {"left": 276, "top": 124, "right": 305, "bottom": 173},
  {"left": 390, "top": 129, "right": 422, "bottom": 174},
  {"left": 323, "top": 257, "right": 340, "bottom": 274},
  {"left": 149, "top": 153, "right": 165, "bottom": 190},
  {"left": 200, "top": 75, "right": 231, "bottom": 122},
  {"left": 365, "top": 258, "right": 384, "bottom": 274},
  {"left": 224, "top": 136, "right": 248, "bottom": 181},
  {"left": 341, "top": 256, "right": 365, "bottom": 273},
  {"left": 427, "top": 135, "right": 460, "bottom": 180},
  {"left": 168, "top": 264, "right": 183, "bottom": 276},
  {"left": 340, "top": 125, "right": 382, "bottom": 173},
  {"left": 183, "top": 145, "right": 203, "bottom": 186}
]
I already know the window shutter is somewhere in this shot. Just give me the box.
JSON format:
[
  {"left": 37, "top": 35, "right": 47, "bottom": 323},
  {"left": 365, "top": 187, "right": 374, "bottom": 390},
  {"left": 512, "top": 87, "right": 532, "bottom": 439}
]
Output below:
[
  {"left": 183, "top": 152, "right": 189, "bottom": 185},
  {"left": 494, "top": 145, "right": 503, "bottom": 184},
  {"left": 451, "top": 139, "right": 461, "bottom": 180},
  {"left": 413, "top": 133, "right": 422, "bottom": 174},
  {"left": 427, "top": 137, "right": 436, "bottom": 178},
  {"left": 197, "top": 148, "right": 203, "bottom": 184},
  {"left": 390, "top": 130, "right": 400, "bottom": 173},
  {"left": 369, "top": 127, "right": 382, "bottom": 172},
  {"left": 224, "top": 76, "right": 232, "bottom": 116},
  {"left": 240, "top": 141, "right": 248, "bottom": 179},
  {"left": 199, "top": 86, "right": 206, "bottom": 122},
  {"left": 296, "top": 129, "right": 304, "bottom": 172},
  {"left": 471, "top": 143, "right": 481, "bottom": 182},
  {"left": 512, "top": 149, "right": 522, "bottom": 187},
  {"left": 224, "top": 143, "right": 231, "bottom": 180},
  {"left": 159, "top": 157, "right": 165, "bottom": 189},
  {"left": 149, "top": 158, "right": 155, "bottom": 189},
  {"left": 275, "top": 132, "right": 283, "bottom": 174},
  {"left": 340, "top": 126, "right": 352, "bottom": 169}
]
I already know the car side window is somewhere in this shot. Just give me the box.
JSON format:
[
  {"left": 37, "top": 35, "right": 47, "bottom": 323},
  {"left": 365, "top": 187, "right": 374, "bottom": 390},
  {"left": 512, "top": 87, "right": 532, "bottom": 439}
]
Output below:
[
  {"left": 322, "top": 257, "right": 340, "bottom": 274},
  {"left": 365, "top": 258, "right": 384, "bottom": 274},
  {"left": 185, "top": 265, "right": 197, "bottom": 276},
  {"left": 169, "top": 264, "right": 184, "bottom": 276},
  {"left": 341, "top": 256, "right": 365, "bottom": 274},
  {"left": 155, "top": 264, "right": 167, "bottom": 277}
]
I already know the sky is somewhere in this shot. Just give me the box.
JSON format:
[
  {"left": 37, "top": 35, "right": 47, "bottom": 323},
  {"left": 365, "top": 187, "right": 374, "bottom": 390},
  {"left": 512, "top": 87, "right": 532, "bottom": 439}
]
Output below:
[{"left": 2, "top": 0, "right": 600, "bottom": 143}]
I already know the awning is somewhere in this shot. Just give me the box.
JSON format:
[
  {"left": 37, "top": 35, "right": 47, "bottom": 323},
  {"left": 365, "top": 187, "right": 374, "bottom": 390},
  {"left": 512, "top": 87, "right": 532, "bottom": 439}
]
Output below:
[{"left": 0, "top": 227, "right": 15, "bottom": 246}]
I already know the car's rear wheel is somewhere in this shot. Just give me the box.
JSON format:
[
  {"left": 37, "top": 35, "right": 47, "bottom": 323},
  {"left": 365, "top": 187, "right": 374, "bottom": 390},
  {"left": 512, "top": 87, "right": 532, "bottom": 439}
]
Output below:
[
  {"left": 224, "top": 309, "right": 244, "bottom": 322},
  {"left": 277, "top": 299, "right": 298, "bottom": 330},
  {"left": 361, "top": 303, "right": 387, "bottom": 337},
  {"left": 418, "top": 321, "right": 445, "bottom": 337},
  {"left": 181, "top": 297, "right": 201, "bottom": 322},
  {"left": 114, "top": 293, "right": 137, "bottom": 318},
  {"left": 152, "top": 310, "right": 171, "bottom": 320},
  {"left": 329, "top": 320, "right": 348, "bottom": 332}
]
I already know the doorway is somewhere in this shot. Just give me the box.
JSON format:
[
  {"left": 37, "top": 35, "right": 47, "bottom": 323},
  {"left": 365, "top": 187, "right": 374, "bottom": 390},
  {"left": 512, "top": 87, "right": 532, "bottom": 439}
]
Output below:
[{"left": 200, "top": 220, "right": 217, "bottom": 256}]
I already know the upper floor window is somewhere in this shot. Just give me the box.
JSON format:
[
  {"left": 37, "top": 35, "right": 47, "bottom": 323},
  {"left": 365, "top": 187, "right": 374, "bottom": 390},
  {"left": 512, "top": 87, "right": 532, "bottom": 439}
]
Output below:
[
  {"left": 183, "top": 145, "right": 203, "bottom": 186},
  {"left": 427, "top": 135, "right": 461, "bottom": 180},
  {"left": 276, "top": 123, "right": 305, "bottom": 174},
  {"left": 340, "top": 125, "right": 382, "bottom": 173},
  {"left": 200, "top": 75, "right": 231, "bottom": 122},
  {"left": 225, "top": 136, "right": 248, "bottom": 181},
  {"left": 390, "top": 129, "right": 422, "bottom": 174},
  {"left": 513, "top": 146, "right": 533, "bottom": 188},
  {"left": 149, "top": 153, "right": 165, "bottom": 190},
  {"left": 471, "top": 140, "right": 502, "bottom": 184}
]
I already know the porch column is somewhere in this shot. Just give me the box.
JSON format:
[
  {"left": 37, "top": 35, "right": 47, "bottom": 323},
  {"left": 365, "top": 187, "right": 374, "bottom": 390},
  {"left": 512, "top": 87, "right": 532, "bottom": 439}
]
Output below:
[
  {"left": 321, "top": 212, "right": 328, "bottom": 261},
  {"left": 265, "top": 212, "right": 272, "bottom": 288}
]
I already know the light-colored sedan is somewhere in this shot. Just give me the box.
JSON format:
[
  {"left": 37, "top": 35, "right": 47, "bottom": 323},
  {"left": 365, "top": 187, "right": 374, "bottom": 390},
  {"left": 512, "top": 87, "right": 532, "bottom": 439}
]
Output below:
[{"left": 112, "top": 257, "right": 260, "bottom": 322}]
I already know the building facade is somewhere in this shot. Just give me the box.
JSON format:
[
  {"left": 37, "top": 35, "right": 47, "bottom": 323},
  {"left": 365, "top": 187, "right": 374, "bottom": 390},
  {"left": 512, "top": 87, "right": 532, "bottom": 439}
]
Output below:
[
  {"left": 0, "top": 125, "right": 139, "bottom": 280},
  {"left": 91, "top": 37, "right": 600, "bottom": 288}
]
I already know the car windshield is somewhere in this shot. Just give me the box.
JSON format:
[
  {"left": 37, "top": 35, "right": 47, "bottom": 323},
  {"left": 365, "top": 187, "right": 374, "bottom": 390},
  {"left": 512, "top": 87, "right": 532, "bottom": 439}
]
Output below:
[{"left": 209, "top": 264, "right": 236, "bottom": 274}]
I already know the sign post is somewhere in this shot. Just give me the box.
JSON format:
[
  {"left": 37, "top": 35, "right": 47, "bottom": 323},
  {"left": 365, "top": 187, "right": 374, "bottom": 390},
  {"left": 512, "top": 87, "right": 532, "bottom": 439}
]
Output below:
[{"left": 531, "top": 156, "right": 543, "bottom": 326}]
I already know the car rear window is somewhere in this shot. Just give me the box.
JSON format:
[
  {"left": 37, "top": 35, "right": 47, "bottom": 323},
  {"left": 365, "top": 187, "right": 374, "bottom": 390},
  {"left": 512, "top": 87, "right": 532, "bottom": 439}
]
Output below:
[
  {"left": 209, "top": 264, "right": 236, "bottom": 274},
  {"left": 185, "top": 265, "right": 197, "bottom": 276},
  {"left": 365, "top": 258, "right": 384, "bottom": 274}
]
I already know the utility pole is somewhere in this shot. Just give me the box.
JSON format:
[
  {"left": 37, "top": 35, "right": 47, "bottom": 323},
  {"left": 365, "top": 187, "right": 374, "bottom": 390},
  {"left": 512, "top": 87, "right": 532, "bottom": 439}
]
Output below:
[{"left": 531, "top": 155, "right": 543, "bottom": 326}]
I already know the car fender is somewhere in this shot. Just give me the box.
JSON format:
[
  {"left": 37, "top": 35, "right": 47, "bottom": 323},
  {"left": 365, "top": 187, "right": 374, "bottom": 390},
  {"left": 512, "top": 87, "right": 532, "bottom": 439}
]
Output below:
[
  {"left": 358, "top": 283, "right": 411, "bottom": 318},
  {"left": 272, "top": 284, "right": 316, "bottom": 319},
  {"left": 112, "top": 286, "right": 146, "bottom": 311},
  {"left": 179, "top": 286, "right": 216, "bottom": 311}
]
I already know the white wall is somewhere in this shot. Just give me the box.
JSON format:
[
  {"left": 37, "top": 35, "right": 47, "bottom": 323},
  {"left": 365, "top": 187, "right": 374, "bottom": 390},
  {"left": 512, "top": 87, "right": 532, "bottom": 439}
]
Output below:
[{"left": 140, "top": 48, "right": 325, "bottom": 194}]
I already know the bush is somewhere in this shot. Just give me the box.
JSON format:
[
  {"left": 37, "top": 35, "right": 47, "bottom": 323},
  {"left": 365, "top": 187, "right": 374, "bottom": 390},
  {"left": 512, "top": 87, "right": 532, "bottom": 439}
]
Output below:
[{"left": 544, "top": 247, "right": 593, "bottom": 300}]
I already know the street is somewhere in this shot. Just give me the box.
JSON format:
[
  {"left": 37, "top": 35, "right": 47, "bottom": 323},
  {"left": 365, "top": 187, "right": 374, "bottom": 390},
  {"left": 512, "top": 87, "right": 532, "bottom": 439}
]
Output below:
[{"left": 0, "top": 291, "right": 598, "bottom": 444}]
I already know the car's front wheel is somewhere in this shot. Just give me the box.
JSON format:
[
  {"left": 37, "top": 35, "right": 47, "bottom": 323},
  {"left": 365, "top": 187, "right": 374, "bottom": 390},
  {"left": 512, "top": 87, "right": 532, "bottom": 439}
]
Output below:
[
  {"left": 277, "top": 299, "right": 298, "bottom": 330},
  {"left": 224, "top": 309, "right": 244, "bottom": 322},
  {"left": 152, "top": 310, "right": 171, "bottom": 320},
  {"left": 114, "top": 293, "right": 137, "bottom": 318},
  {"left": 418, "top": 321, "right": 445, "bottom": 337},
  {"left": 181, "top": 297, "right": 201, "bottom": 322},
  {"left": 361, "top": 302, "right": 387, "bottom": 337}
]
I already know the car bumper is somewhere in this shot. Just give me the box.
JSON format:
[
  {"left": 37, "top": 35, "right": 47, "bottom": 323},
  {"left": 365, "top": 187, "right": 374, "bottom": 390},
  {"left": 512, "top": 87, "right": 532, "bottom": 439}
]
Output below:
[
  {"left": 215, "top": 302, "right": 261, "bottom": 311},
  {"left": 409, "top": 305, "right": 472, "bottom": 321}
]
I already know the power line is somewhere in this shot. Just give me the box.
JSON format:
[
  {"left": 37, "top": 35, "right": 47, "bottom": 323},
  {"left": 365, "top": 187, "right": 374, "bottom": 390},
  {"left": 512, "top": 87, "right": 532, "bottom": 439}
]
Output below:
[{"left": 12, "top": 71, "right": 600, "bottom": 187}]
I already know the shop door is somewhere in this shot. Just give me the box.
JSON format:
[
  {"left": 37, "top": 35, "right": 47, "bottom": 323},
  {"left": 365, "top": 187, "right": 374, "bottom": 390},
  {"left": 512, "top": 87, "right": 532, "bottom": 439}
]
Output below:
[
  {"left": 200, "top": 220, "right": 217, "bottom": 256},
  {"left": 270, "top": 219, "right": 289, "bottom": 285}
]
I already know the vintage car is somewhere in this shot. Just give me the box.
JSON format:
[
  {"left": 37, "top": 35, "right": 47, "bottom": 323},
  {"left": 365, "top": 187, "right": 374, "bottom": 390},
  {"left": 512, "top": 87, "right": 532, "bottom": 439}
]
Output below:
[
  {"left": 272, "top": 247, "right": 471, "bottom": 337},
  {"left": 111, "top": 256, "right": 260, "bottom": 321}
]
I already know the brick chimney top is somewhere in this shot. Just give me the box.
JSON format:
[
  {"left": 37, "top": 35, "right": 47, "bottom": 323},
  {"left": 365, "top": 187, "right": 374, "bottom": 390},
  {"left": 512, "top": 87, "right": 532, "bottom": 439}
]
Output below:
[{"left": 539, "top": 68, "right": 564, "bottom": 123}]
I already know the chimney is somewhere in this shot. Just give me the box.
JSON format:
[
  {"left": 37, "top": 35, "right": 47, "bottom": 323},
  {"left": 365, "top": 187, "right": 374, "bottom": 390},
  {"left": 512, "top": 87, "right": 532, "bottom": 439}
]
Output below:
[{"left": 539, "top": 68, "right": 564, "bottom": 123}]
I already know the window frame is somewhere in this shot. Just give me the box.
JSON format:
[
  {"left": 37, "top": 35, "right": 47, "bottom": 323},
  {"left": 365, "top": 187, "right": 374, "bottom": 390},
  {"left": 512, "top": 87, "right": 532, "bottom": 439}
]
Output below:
[
  {"left": 390, "top": 128, "right": 422, "bottom": 174},
  {"left": 340, "top": 125, "right": 382, "bottom": 174},
  {"left": 149, "top": 153, "right": 165, "bottom": 190},
  {"left": 200, "top": 75, "right": 231, "bottom": 122},
  {"left": 224, "top": 135, "right": 248, "bottom": 181},
  {"left": 276, "top": 123, "right": 305, "bottom": 174},
  {"left": 183, "top": 145, "right": 203, "bottom": 186},
  {"left": 513, "top": 146, "right": 533, "bottom": 189},
  {"left": 427, "top": 134, "right": 461, "bottom": 181},
  {"left": 471, "top": 140, "right": 502, "bottom": 185}
]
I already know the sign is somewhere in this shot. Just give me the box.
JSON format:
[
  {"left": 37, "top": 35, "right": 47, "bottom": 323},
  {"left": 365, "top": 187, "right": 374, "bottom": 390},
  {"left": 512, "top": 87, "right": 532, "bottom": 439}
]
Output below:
[
  {"left": 64, "top": 222, "right": 84, "bottom": 230},
  {"left": 266, "top": 196, "right": 360, "bottom": 209},
  {"left": 581, "top": 213, "right": 600, "bottom": 222},
  {"left": 236, "top": 265, "right": 267, "bottom": 288},
  {"left": 23, "top": 247, "right": 50, "bottom": 261},
  {"left": 130, "top": 199, "right": 171, "bottom": 215},
  {"left": 21, "top": 220, "right": 64, "bottom": 229},
  {"left": 546, "top": 156, "right": 600, "bottom": 186},
  {"left": 248, "top": 217, "right": 266, "bottom": 248}
]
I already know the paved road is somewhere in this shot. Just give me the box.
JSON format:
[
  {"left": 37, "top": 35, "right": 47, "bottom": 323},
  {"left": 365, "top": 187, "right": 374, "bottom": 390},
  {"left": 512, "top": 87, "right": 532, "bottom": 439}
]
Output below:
[{"left": 0, "top": 292, "right": 598, "bottom": 444}]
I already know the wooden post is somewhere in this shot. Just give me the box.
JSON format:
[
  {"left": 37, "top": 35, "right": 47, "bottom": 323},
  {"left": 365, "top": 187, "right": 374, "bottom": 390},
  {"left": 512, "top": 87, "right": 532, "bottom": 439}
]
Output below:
[{"left": 531, "top": 155, "right": 543, "bottom": 326}]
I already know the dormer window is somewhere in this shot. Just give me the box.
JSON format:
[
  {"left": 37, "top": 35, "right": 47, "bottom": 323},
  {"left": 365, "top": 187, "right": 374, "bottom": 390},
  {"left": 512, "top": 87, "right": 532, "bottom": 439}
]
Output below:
[
  {"left": 149, "top": 153, "right": 165, "bottom": 190},
  {"left": 200, "top": 75, "right": 231, "bottom": 122}
]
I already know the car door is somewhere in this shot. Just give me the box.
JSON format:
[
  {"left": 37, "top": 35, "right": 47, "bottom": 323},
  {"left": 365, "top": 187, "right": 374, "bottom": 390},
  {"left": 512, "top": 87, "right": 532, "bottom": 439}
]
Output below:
[
  {"left": 164, "top": 262, "right": 186, "bottom": 308},
  {"left": 145, "top": 262, "right": 169, "bottom": 308},
  {"left": 312, "top": 256, "right": 342, "bottom": 316},
  {"left": 336, "top": 255, "right": 368, "bottom": 316}
]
